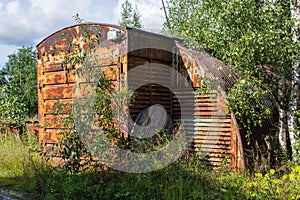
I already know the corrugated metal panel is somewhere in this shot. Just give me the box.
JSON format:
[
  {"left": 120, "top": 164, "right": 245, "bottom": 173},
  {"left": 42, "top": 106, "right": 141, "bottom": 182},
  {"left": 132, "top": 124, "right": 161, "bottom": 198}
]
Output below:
[
  {"left": 128, "top": 58, "right": 173, "bottom": 120},
  {"left": 173, "top": 88, "right": 232, "bottom": 168},
  {"left": 127, "top": 28, "right": 174, "bottom": 64},
  {"left": 175, "top": 41, "right": 244, "bottom": 171},
  {"left": 175, "top": 41, "right": 238, "bottom": 90}
]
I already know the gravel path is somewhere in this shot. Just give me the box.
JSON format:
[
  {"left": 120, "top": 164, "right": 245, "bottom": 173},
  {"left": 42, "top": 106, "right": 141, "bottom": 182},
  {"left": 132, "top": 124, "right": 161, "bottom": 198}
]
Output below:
[
  {"left": 0, "top": 190, "right": 19, "bottom": 200},
  {"left": 0, "top": 187, "right": 31, "bottom": 200}
]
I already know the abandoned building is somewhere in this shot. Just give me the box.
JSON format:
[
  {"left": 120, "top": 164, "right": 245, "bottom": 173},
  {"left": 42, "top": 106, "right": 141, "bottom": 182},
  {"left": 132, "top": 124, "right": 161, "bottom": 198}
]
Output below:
[{"left": 36, "top": 23, "right": 244, "bottom": 171}]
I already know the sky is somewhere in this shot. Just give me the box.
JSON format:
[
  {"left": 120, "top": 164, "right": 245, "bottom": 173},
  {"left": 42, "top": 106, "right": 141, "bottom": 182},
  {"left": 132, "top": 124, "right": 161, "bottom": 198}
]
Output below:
[{"left": 0, "top": 0, "right": 166, "bottom": 67}]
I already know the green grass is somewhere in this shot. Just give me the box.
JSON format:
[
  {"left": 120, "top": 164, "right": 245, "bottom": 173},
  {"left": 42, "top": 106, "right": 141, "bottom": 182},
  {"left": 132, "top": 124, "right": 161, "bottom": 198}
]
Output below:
[
  {"left": 0, "top": 133, "right": 51, "bottom": 193},
  {"left": 0, "top": 134, "right": 299, "bottom": 199}
]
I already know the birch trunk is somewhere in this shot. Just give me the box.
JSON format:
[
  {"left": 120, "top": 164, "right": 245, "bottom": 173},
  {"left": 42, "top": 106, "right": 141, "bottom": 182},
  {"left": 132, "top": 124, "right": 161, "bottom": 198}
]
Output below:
[
  {"left": 279, "top": 78, "right": 288, "bottom": 151},
  {"left": 279, "top": 108, "right": 288, "bottom": 151},
  {"left": 288, "top": 0, "right": 300, "bottom": 161}
]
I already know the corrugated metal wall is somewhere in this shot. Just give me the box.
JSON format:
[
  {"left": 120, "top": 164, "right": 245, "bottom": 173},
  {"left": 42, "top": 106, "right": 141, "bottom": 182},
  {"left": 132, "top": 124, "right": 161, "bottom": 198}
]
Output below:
[{"left": 175, "top": 42, "right": 244, "bottom": 170}]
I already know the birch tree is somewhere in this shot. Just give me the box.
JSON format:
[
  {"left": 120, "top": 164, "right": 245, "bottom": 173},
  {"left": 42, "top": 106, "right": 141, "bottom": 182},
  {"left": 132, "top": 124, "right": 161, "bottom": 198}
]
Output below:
[{"left": 288, "top": 0, "right": 300, "bottom": 161}]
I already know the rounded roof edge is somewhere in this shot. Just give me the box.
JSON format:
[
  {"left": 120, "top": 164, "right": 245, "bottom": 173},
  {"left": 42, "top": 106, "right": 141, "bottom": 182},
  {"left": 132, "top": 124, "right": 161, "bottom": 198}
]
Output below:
[
  {"left": 174, "top": 40, "right": 238, "bottom": 91},
  {"left": 36, "top": 22, "right": 126, "bottom": 48}
]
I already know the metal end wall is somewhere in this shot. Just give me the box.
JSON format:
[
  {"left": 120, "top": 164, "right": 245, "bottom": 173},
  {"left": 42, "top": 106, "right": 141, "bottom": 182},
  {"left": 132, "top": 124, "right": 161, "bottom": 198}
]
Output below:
[{"left": 36, "top": 23, "right": 127, "bottom": 146}]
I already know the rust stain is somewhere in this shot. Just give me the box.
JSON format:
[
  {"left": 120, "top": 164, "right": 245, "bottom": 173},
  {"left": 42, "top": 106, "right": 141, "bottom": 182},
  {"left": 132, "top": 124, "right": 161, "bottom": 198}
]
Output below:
[
  {"left": 67, "top": 70, "right": 76, "bottom": 83},
  {"left": 44, "top": 116, "right": 70, "bottom": 129},
  {"left": 44, "top": 100, "right": 72, "bottom": 114},
  {"left": 37, "top": 23, "right": 244, "bottom": 171},
  {"left": 44, "top": 63, "right": 64, "bottom": 72},
  {"left": 44, "top": 71, "right": 67, "bottom": 85},
  {"left": 44, "top": 130, "right": 62, "bottom": 143},
  {"left": 44, "top": 85, "right": 74, "bottom": 100}
]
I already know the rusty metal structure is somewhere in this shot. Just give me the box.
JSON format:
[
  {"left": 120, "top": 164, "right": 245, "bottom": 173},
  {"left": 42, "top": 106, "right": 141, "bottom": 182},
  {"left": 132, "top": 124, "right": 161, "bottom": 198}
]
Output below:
[{"left": 36, "top": 23, "right": 244, "bottom": 171}]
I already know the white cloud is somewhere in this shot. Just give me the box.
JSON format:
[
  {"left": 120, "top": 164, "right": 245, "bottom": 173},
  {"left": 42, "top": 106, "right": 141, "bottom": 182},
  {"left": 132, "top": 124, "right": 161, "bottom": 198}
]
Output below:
[
  {"left": 0, "top": 0, "right": 120, "bottom": 46},
  {"left": 0, "top": 0, "right": 165, "bottom": 67},
  {"left": 6, "top": 0, "right": 20, "bottom": 15},
  {"left": 0, "top": 0, "right": 42, "bottom": 45}
]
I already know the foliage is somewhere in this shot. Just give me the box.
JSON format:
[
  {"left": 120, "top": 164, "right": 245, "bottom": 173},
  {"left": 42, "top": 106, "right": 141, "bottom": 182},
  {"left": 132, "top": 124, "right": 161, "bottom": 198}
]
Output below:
[
  {"left": 0, "top": 46, "right": 37, "bottom": 117},
  {"left": 166, "top": 0, "right": 298, "bottom": 136},
  {"left": 46, "top": 16, "right": 103, "bottom": 174},
  {"left": 216, "top": 166, "right": 300, "bottom": 200},
  {"left": 1, "top": 136, "right": 300, "bottom": 200},
  {"left": 0, "top": 46, "right": 37, "bottom": 134},
  {"left": 0, "top": 85, "right": 28, "bottom": 131},
  {"left": 194, "top": 76, "right": 221, "bottom": 96},
  {"left": 48, "top": 15, "right": 131, "bottom": 174},
  {"left": 119, "top": 0, "right": 143, "bottom": 29},
  {"left": 227, "top": 78, "right": 272, "bottom": 134},
  {"left": 128, "top": 128, "right": 174, "bottom": 153},
  {"left": 51, "top": 115, "right": 97, "bottom": 174}
]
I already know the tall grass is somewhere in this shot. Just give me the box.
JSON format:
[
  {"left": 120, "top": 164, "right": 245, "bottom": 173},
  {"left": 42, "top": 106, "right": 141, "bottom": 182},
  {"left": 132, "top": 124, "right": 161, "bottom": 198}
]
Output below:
[
  {"left": 0, "top": 134, "right": 30, "bottom": 178},
  {"left": 0, "top": 133, "right": 51, "bottom": 195},
  {"left": 0, "top": 133, "right": 300, "bottom": 199}
]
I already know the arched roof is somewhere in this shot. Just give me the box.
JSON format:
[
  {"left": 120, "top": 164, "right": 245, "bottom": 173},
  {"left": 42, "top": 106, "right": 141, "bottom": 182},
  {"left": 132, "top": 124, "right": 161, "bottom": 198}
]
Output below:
[{"left": 36, "top": 23, "right": 126, "bottom": 48}]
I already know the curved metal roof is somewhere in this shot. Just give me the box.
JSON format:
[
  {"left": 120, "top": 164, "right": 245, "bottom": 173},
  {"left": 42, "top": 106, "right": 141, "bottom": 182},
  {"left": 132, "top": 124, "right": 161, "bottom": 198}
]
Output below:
[
  {"left": 175, "top": 40, "right": 239, "bottom": 91},
  {"left": 36, "top": 23, "right": 126, "bottom": 48}
]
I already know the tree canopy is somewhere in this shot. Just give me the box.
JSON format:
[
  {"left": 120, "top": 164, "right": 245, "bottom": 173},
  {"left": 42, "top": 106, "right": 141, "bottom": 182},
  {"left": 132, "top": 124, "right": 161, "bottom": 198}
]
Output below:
[
  {"left": 0, "top": 46, "right": 37, "bottom": 127},
  {"left": 119, "top": 0, "right": 143, "bottom": 29},
  {"left": 166, "top": 0, "right": 300, "bottom": 161}
]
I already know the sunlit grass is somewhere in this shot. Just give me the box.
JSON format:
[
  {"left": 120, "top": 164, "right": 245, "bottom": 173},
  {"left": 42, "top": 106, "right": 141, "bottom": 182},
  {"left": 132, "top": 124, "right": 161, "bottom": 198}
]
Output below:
[
  {"left": 0, "top": 133, "right": 50, "bottom": 192},
  {"left": 0, "top": 135, "right": 29, "bottom": 177},
  {"left": 0, "top": 133, "right": 299, "bottom": 199}
]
